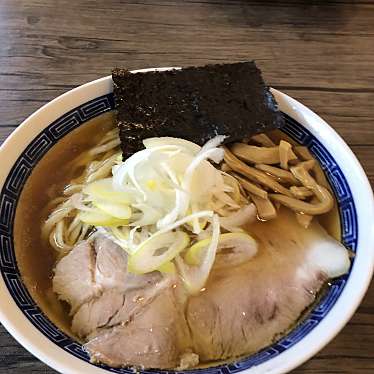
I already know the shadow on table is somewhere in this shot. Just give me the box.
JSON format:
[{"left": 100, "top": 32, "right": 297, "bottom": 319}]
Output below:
[{"left": 208, "top": 0, "right": 354, "bottom": 32}]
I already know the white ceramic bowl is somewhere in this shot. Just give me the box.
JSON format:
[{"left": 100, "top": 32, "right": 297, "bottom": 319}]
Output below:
[{"left": 0, "top": 68, "right": 373, "bottom": 374}]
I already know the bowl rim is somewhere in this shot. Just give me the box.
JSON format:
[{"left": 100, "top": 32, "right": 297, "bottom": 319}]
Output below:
[{"left": 0, "top": 70, "right": 373, "bottom": 374}]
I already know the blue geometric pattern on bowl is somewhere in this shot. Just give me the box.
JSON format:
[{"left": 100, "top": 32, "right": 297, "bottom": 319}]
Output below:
[{"left": 0, "top": 94, "right": 358, "bottom": 373}]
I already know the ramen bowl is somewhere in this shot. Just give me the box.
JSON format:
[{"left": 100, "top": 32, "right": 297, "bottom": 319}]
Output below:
[{"left": 0, "top": 68, "right": 373, "bottom": 374}]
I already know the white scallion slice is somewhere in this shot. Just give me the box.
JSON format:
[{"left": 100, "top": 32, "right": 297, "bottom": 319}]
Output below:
[
  {"left": 186, "top": 232, "right": 258, "bottom": 268},
  {"left": 219, "top": 204, "right": 257, "bottom": 231},
  {"left": 130, "top": 203, "right": 162, "bottom": 226},
  {"left": 128, "top": 231, "right": 190, "bottom": 274},
  {"left": 112, "top": 145, "right": 182, "bottom": 200},
  {"left": 156, "top": 162, "right": 188, "bottom": 229},
  {"left": 79, "top": 210, "right": 128, "bottom": 227},
  {"left": 156, "top": 210, "right": 214, "bottom": 236},
  {"left": 180, "top": 148, "right": 225, "bottom": 215},
  {"left": 94, "top": 201, "right": 132, "bottom": 220},
  {"left": 83, "top": 178, "right": 131, "bottom": 204},
  {"left": 111, "top": 226, "right": 130, "bottom": 241},
  {"left": 157, "top": 261, "right": 176, "bottom": 274},
  {"left": 143, "top": 137, "right": 201, "bottom": 155},
  {"left": 199, "top": 135, "right": 226, "bottom": 154},
  {"left": 114, "top": 149, "right": 150, "bottom": 199},
  {"left": 95, "top": 227, "right": 131, "bottom": 253},
  {"left": 175, "top": 214, "right": 220, "bottom": 294}
]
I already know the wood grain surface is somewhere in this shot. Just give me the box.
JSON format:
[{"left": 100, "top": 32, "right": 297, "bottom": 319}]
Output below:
[{"left": 0, "top": 0, "right": 373, "bottom": 373}]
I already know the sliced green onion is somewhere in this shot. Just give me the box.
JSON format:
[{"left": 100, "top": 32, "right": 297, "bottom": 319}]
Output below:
[
  {"left": 79, "top": 210, "right": 128, "bottom": 227},
  {"left": 111, "top": 226, "right": 130, "bottom": 241},
  {"left": 83, "top": 178, "right": 131, "bottom": 204},
  {"left": 94, "top": 200, "right": 131, "bottom": 220},
  {"left": 157, "top": 261, "right": 176, "bottom": 274},
  {"left": 176, "top": 214, "right": 220, "bottom": 294},
  {"left": 185, "top": 232, "right": 258, "bottom": 268},
  {"left": 128, "top": 231, "right": 190, "bottom": 274},
  {"left": 143, "top": 137, "right": 201, "bottom": 155},
  {"left": 185, "top": 238, "right": 211, "bottom": 266}
]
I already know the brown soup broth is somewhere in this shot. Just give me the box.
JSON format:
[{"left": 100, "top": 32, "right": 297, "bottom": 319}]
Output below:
[
  {"left": 14, "top": 112, "right": 115, "bottom": 336},
  {"left": 13, "top": 113, "right": 340, "bottom": 339}
]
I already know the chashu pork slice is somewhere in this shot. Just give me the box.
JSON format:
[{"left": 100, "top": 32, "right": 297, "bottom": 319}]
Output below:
[
  {"left": 53, "top": 241, "right": 98, "bottom": 314},
  {"left": 71, "top": 289, "right": 124, "bottom": 338},
  {"left": 53, "top": 235, "right": 161, "bottom": 315},
  {"left": 84, "top": 286, "right": 196, "bottom": 369},
  {"left": 72, "top": 277, "right": 173, "bottom": 339},
  {"left": 187, "top": 208, "right": 350, "bottom": 362},
  {"left": 94, "top": 235, "right": 161, "bottom": 292},
  {"left": 54, "top": 212, "right": 349, "bottom": 369}
]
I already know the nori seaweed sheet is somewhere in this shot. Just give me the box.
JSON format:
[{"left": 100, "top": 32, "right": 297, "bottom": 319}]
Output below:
[{"left": 112, "top": 61, "right": 284, "bottom": 157}]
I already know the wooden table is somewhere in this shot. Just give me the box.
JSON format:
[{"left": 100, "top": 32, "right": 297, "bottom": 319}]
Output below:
[{"left": 0, "top": 1, "right": 373, "bottom": 373}]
